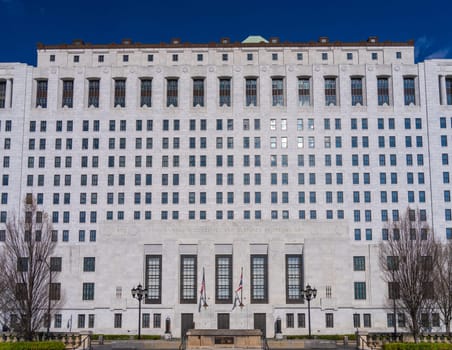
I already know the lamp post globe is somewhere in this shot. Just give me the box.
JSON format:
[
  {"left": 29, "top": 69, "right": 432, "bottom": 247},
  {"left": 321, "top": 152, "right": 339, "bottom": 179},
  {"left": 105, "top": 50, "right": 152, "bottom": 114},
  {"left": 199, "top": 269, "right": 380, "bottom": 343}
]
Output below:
[
  {"left": 131, "top": 284, "right": 148, "bottom": 340},
  {"left": 301, "top": 284, "right": 317, "bottom": 339}
]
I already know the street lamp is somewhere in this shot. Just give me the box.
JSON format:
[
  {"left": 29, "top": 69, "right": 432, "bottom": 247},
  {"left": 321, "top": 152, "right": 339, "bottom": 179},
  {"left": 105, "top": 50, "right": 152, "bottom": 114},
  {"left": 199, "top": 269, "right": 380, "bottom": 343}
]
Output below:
[
  {"left": 131, "top": 284, "right": 148, "bottom": 340},
  {"left": 301, "top": 284, "right": 317, "bottom": 339}
]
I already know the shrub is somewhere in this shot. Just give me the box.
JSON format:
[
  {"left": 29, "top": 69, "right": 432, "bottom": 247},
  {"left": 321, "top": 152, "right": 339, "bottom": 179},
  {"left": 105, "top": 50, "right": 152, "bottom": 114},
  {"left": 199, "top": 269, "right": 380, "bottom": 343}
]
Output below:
[
  {"left": 286, "top": 334, "right": 356, "bottom": 341},
  {"left": 0, "top": 341, "right": 65, "bottom": 350},
  {"left": 90, "top": 334, "right": 161, "bottom": 341},
  {"left": 383, "top": 343, "right": 452, "bottom": 350}
]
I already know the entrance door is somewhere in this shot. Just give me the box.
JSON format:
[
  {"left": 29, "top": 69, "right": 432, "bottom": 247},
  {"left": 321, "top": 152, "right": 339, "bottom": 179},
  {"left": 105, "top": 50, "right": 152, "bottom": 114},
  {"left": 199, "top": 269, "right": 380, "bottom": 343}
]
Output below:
[
  {"left": 217, "top": 313, "right": 230, "bottom": 329},
  {"left": 253, "top": 313, "right": 266, "bottom": 337},
  {"left": 181, "top": 313, "right": 194, "bottom": 338}
]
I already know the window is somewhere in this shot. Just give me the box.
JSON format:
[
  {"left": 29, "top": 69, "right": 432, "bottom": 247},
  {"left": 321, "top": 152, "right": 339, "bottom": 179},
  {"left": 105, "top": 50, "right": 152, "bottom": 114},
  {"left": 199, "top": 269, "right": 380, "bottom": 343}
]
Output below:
[
  {"left": 325, "top": 313, "right": 334, "bottom": 328},
  {"left": 82, "top": 283, "right": 95, "bottom": 300},
  {"left": 286, "top": 255, "right": 303, "bottom": 303},
  {"left": 62, "top": 79, "right": 74, "bottom": 108},
  {"left": 114, "top": 314, "right": 122, "bottom": 328},
  {"left": 166, "top": 78, "right": 178, "bottom": 107},
  {"left": 251, "top": 255, "right": 268, "bottom": 303},
  {"left": 353, "top": 256, "right": 365, "bottom": 271},
  {"left": 88, "top": 79, "right": 100, "bottom": 107},
  {"left": 114, "top": 79, "right": 126, "bottom": 107},
  {"left": 36, "top": 79, "right": 48, "bottom": 108},
  {"left": 298, "top": 78, "right": 311, "bottom": 106},
  {"left": 245, "top": 78, "right": 257, "bottom": 106},
  {"left": 140, "top": 79, "right": 152, "bottom": 107},
  {"left": 145, "top": 255, "right": 162, "bottom": 303},
  {"left": 50, "top": 257, "right": 62, "bottom": 272},
  {"left": 388, "top": 282, "right": 400, "bottom": 299},
  {"left": 351, "top": 77, "right": 363, "bottom": 106},
  {"left": 272, "top": 78, "right": 284, "bottom": 106},
  {"left": 325, "top": 77, "right": 337, "bottom": 106},
  {"left": 298, "top": 313, "right": 306, "bottom": 328},
  {"left": 50, "top": 283, "right": 61, "bottom": 300},
  {"left": 216, "top": 255, "right": 232, "bottom": 303},
  {"left": 377, "top": 77, "right": 390, "bottom": 105},
  {"left": 78, "top": 314, "right": 86, "bottom": 328},
  {"left": 219, "top": 78, "right": 231, "bottom": 106},
  {"left": 153, "top": 313, "right": 161, "bottom": 328},
  {"left": 193, "top": 78, "right": 205, "bottom": 107},
  {"left": 404, "top": 77, "right": 416, "bottom": 105},
  {"left": 353, "top": 314, "right": 361, "bottom": 328},
  {"left": 446, "top": 78, "right": 452, "bottom": 105},
  {"left": 83, "top": 257, "right": 95, "bottom": 272},
  {"left": 354, "top": 282, "right": 366, "bottom": 300},
  {"left": 180, "top": 255, "right": 197, "bottom": 303}
]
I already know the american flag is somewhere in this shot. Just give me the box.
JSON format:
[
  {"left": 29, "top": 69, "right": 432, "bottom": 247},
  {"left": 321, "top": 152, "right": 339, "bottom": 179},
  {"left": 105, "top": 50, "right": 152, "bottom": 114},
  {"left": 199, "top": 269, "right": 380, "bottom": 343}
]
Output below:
[
  {"left": 236, "top": 268, "right": 243, "bottom": 292},
  {"left": 232, "top": 267, "right": 244, "bottom": 310}
]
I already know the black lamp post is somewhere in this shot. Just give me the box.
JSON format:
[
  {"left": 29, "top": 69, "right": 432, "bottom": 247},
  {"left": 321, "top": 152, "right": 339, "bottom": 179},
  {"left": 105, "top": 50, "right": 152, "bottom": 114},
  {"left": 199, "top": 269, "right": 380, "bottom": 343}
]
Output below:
[
  {"left": 301, "top": 284, "right": 317, "bottom": 339},
  {"left": 131, "top": 284, "right": 148, "bottom": 340}
]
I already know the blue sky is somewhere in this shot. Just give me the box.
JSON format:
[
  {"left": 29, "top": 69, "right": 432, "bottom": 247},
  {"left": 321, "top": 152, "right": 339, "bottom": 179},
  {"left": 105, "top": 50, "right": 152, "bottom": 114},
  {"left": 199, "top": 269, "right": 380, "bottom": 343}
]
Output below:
[{"left": 2, "top": 0, "right": 452, "bottom": 65}]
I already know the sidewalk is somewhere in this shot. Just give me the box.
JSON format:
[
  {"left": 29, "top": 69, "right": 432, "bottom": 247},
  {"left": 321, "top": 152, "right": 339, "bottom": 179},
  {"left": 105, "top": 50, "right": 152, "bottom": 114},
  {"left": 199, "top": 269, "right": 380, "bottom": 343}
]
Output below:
[{"left": 91, "top": 338, "right": 357, "bottom": 350}]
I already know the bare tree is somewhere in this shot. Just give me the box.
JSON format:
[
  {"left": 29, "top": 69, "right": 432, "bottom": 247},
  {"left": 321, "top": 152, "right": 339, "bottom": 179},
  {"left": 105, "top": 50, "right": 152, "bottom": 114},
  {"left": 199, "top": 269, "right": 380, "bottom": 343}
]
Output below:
[
  {"left": 435, "top": 241, "right": 452, "bottom": 334},
  {"left": 379, "top": 208, "right": 440, "bottom": 341},
  {"left": 0, "top": 195, "right": 58, "bottom": 340}
]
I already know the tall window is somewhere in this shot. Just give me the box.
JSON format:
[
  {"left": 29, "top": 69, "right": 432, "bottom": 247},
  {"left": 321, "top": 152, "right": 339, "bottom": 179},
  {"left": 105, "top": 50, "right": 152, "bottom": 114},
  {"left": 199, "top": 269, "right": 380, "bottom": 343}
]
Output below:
[
  {"left": 351, "top": 77, "right": 363, "bottom": 106},
  {"left": 325, "top": 313, "right": 334, "bottom": 328},
  {"left": 166, "top": 78, "right": 178, "bottom": 107},
  {"left": 36, "top": 79, "right": 48, "bottom": 108},
  {"left": 140, "top": 79, "right": 152, "bottom": 107},
  {"left": 82, "top": 282, "right": 95, "bottom": 300},
  {"left": 354, "top": 282, "right": 366, "bottom": 300},
  {"left": 377, "top": 77, "right": 390, "bottom": 105},
  {"left": 245, "top": 78, "right": 257, "bottom": 106},
  {"left": 219, "top": 78, "right": 231, "bottom": 106},
  {"left": 286, "top": 255, "right": 303, "bottom": 303},
  {"left": 193, "top": 78, "right": 205, "bottom": 107},
  {"left": 215, "top": 255, "right": 232, "bottom": 303},
  {"left": 145, "top": 255, "right": 162, "bottom": 304},
  {"left": 180, "top": 255, "right": 197, "bottom": 303},
  {"left": 298, "top": 77, "right": 311, "bottom": 106},
  {"left": 446, "top": 78, "right": 452, "bottom": 105},
  {"left": 403, "top": 77, "right": 416, "bottom": 105},
  {"left": 114, "top": 79, "right": 126, "bottom": 107},
  {"left": 272, "top": 78, "right": 284, "bottom": 106},
  {"left": 62, "top": 79, "right": 74, "bottom": 108},
  {"left": 324, "top": 77, "right": 337, "bottom": 106},
  {"left": 114, "top": 313, "right": 122, "bottom": 328},
  {"left": 251, "top": 255, "right": 268, "bottom": 303},
  {"left": 88, "top": 79, "right": 100, "bottom": 107},
  {"left": 50, "top": 283, "right": 61, "bottom": 300},
  {"left": 0, "top": 80, "right": 5, "bottom": 108}
]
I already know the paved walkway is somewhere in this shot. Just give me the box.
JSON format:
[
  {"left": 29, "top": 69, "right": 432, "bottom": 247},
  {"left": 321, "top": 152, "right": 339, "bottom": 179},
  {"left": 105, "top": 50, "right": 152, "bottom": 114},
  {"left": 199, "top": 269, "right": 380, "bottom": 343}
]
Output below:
[{"left": 91, "top": 339, "right": 357, "bottom": 350}]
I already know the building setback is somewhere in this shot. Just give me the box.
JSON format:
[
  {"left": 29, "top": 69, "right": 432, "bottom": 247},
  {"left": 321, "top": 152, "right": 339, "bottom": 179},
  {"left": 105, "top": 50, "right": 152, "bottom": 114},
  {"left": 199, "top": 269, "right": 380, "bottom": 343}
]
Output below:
[{"left": 0, "top": 35, "right": 452, "bottom": 337}]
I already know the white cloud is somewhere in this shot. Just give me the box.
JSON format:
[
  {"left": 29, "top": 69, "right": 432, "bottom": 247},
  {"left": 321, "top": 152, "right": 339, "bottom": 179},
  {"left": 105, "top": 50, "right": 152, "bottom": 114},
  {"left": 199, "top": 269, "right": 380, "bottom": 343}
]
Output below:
[
  {"left": 415, "top": 35, "right": 432, "bottom": 60},
  {"left": 426, "top": 48, "right": 451, "bottom": 60}
]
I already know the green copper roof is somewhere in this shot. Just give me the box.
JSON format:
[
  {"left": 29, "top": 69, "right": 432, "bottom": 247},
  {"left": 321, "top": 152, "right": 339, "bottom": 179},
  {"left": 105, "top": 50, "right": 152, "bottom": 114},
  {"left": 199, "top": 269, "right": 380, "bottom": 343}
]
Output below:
[{"left": 242, "top": 35, "right": 269, "bottom": 44}]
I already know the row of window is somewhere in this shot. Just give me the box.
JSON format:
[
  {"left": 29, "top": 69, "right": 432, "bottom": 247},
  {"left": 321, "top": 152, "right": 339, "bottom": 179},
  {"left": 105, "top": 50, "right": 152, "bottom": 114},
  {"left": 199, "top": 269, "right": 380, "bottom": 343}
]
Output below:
[
  {"left": 49, "top": 49, "right": 402, "bottom": 65},
  {"left": 32, "top": 75, "right": 428, "bottom": 109},
  {"left": 22, "top": 116, "right": 447, "bottom": 134},
  {"left": 16, "top": 170, "right": 429, "bottom": 189},
  {"left": 81, "top": 254, "right": 303, "bottom": 304}
]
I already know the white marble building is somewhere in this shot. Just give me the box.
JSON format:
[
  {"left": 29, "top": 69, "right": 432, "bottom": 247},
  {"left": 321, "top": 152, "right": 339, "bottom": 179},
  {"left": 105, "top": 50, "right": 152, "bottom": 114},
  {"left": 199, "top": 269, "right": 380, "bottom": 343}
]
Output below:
[{"left": 1, "top": 35, "right": 452, "bottom": 337}]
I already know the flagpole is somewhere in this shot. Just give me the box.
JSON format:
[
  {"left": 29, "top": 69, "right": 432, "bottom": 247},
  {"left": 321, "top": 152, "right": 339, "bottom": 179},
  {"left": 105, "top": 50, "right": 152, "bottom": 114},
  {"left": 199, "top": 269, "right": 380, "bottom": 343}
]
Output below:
[{"left": 240, "top": 267, "right": 244, "bottom": 308}]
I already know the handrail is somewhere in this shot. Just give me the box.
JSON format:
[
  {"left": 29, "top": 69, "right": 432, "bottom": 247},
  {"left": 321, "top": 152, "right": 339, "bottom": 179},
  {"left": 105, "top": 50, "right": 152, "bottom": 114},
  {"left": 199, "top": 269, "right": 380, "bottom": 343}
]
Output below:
[
  {"left": 357, "top": 334, "right": 376, "bottom": 350},
  {"left": 179, "top": 335, "right": 186, "bottom": 350},
  {"left": 261, "top": 336, "right": 269, "bottom": 350}
]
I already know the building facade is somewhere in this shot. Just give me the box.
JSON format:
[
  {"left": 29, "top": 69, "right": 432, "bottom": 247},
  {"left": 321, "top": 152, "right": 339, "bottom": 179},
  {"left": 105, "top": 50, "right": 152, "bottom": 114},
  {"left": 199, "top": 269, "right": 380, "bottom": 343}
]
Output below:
[{"left": 0, "top": 35, "right": 452, "bottom": 337}]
